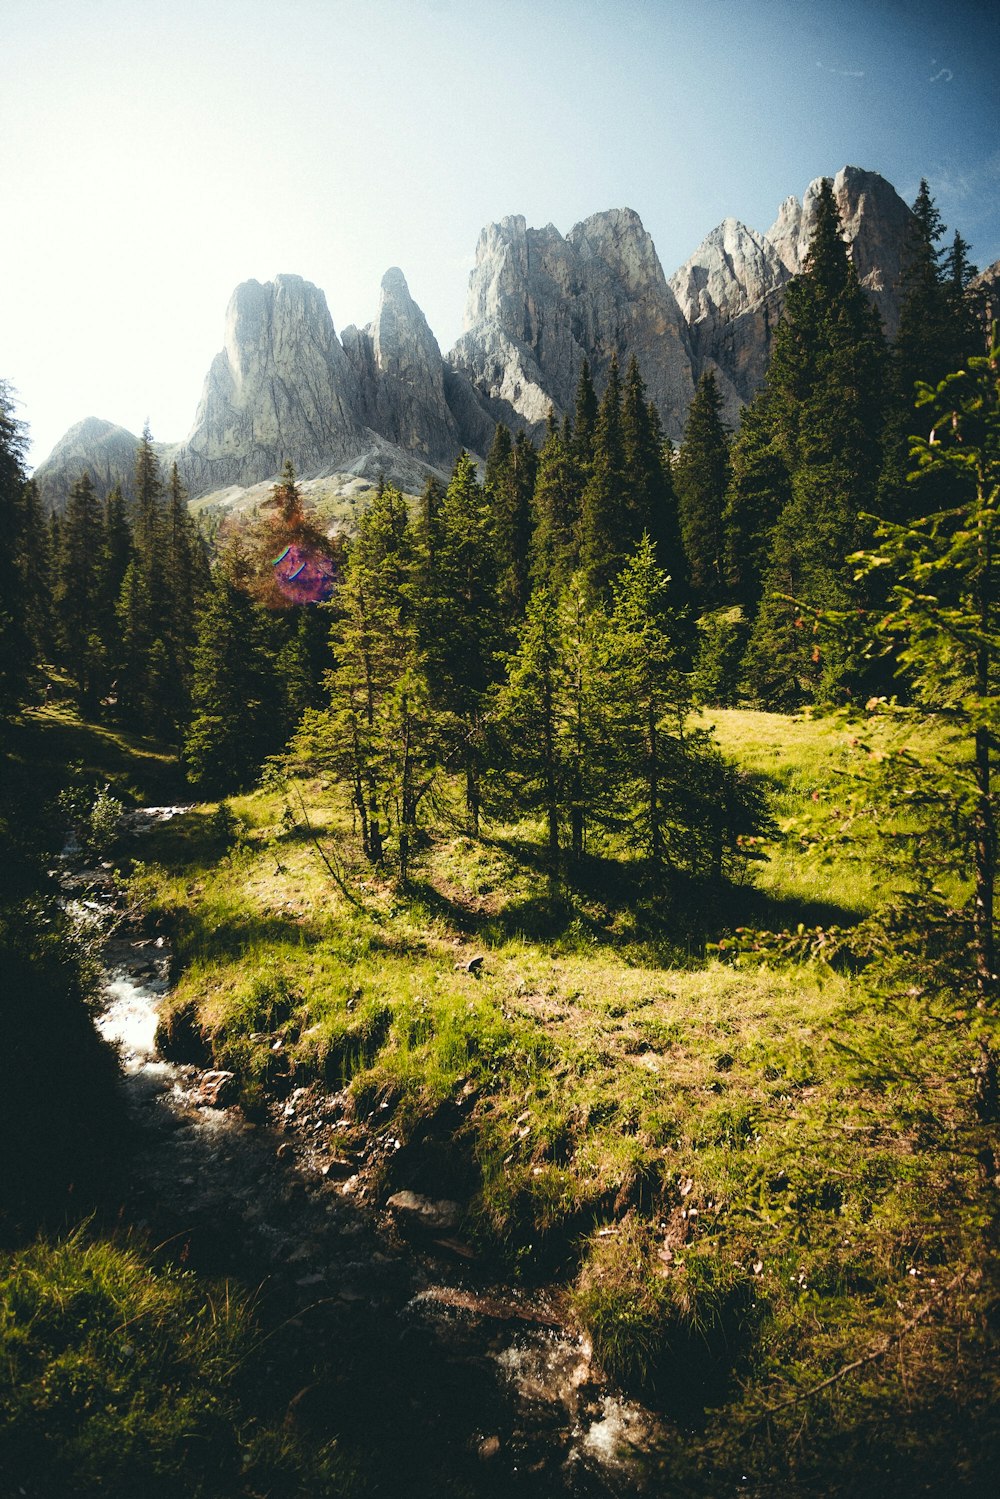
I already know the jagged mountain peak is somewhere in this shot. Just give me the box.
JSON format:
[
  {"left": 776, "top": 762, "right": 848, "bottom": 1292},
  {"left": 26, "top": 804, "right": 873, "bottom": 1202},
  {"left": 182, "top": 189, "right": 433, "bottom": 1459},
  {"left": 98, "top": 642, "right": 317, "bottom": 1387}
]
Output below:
[
  {"left": 452, "top": 202, "right": 693, "bottom": 439},
  {"left": 34, "top": 164, "right": 923, "bottom": 510},
  {"left": 765, "top": 166, "right": 912, "bottom": 334},
  {"left": 669, "top": 218, "right": 788, "bottom": 326}
]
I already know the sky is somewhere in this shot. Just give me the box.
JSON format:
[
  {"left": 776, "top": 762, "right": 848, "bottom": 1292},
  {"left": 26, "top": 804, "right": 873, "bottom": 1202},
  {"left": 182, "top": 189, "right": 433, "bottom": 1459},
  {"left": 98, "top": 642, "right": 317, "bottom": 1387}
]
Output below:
[{"left": 2, "top": 0, "right": 998, "bottom": 468}]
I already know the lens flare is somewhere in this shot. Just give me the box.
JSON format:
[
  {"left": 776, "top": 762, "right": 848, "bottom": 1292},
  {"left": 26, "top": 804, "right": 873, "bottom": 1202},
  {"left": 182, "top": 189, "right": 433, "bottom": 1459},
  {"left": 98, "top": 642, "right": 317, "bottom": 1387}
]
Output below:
[{"left": 271, "top": 542, "right": 337, "bottom": 604}]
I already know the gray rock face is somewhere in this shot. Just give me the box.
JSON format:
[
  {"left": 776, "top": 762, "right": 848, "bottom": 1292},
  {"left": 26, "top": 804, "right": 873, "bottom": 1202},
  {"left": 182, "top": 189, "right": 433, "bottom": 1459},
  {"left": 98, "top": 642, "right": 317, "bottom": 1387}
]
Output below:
[
  {"left": 671, "top": 167, "right": 915, "bottom": 425},
  {"left": 765, "top": 166, "right": 913, "bottom": 337},
  {"left": 341, "top": 267, "right": 463, "bottom": 464},
  {"left": 970, "top": 258, "right": 1000, "bottom": 328},
  {"left": 449, "top": 208, "right": 695, "bottom": 440},
  {"left": 173, "top": 274, "right": 370, "bottom": 493},
  {"left": 669, "top": 219, "right": 790, "bottom": 422},
  {"left": 33, "top": 417, "right": 140, "bottom": 512},
  {"left": 35, "top": 165, "right": 924, "bottom": 511}
]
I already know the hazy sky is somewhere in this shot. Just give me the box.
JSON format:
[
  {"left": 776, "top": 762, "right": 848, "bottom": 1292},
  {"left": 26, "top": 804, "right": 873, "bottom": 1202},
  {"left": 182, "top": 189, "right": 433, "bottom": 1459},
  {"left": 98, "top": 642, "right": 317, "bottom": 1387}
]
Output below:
[{"left": 2, "top": 0, "right": 998, "bottom": 467}]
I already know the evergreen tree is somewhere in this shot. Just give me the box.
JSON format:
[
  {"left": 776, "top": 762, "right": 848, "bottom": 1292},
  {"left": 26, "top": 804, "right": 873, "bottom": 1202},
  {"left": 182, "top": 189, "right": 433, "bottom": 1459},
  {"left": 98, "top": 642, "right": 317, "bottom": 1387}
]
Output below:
[
  {"left": 95, "top": 484, "right": 132, "bottom": 685},
  {"left": 621, "top": 356, "right": 686, "bottom": 589},
  {"left": 603, "top": 537, "right": 691, "bottom": 871},
  {"left": 16, "top": 478, "right": 51, "bottom": 667},
  {"left": 54, "top": 473, "right": 106, "bottom": 706},
  {"left": 490, "top": 579, "right": 609, "bottom": 885},
  {"left": 296, "top": 483, "right": 437, "bottom": 878},
  {"left": 573, "top": 359, "right": 598, "bottom": 468},
  {"left": 241, "top": 460, "right": 338, "bottom": 612},
  {"left": 851, "top": 332, "right": 1000, "bottom": 1114},
  {"left": 894, "top": 180, "right": 953, "bottom": 399},
  {"left": 484, "top": 424, "right": 537, "bottom": 623},
  {"left": 184, "top": 546, "right": 282, "bottom": 795},
  {"left": 414, "top": 451, "right": 501, "bottom": 832},
  {"left": 159, "top": 463, "right": 207, "bottom": 731},
  {"left": 530, "top": 412, "right": 583, "bottom": 590},
  {"left": 580, "top": 355, "right": 629, "bottom": 597},
  {"left": 117, "top": 425, "right": 166, "bottom": 729},
  {"left": 742, "top": 178, "right": 887, "bottom": 705},
  {"left": 722, "top": 393, "right": 792, "bottom": 608},
  {"left": 0, "top": 384, "right": 34, "bottom": 718},
  {"left": 674, "top": 371, "right": 730, "bottom": 603}
]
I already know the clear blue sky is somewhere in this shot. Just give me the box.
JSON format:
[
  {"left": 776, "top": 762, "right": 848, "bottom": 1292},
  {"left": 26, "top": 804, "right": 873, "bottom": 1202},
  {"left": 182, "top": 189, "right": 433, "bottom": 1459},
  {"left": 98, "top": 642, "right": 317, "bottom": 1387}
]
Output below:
[{"left": 2, "top": 0, "right": 997, "bottom": 466}]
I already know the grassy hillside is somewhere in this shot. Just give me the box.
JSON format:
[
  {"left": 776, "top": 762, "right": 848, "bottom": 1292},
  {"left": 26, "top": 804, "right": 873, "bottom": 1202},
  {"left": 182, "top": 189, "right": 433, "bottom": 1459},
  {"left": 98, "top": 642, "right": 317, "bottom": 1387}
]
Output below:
[{"left": 128, "top": 705, "right": 999, "bottom": 1493}]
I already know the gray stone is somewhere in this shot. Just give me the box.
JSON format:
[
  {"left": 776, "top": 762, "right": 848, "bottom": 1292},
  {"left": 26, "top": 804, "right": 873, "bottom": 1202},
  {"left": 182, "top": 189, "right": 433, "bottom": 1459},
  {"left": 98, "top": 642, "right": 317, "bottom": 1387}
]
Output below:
[
  {"left": 448, "top": 207, "right": 696, "bottom": 441},
  {"left": 33, "top": 417, "right": 140, "bottom": 513},
  {"left": 385, "top": 1190, "right": 462, "bottom": 1232}
]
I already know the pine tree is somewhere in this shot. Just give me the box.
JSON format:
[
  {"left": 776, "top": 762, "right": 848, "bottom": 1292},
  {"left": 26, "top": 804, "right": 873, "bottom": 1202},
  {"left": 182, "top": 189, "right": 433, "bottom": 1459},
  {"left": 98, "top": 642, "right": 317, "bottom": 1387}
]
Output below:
[
  {"left": 157, "top": 463, "right": 206, "bottom": 732},
  {"left": 580, "top": 356, "right": 629, "bottom": 597},
  {"left": 184, "top": 545, "right": 282, "bottom": 795},
  {"left": 674, "top": 371, "right": 730, "bottom": 603},
  {"left": 242, "top": 460, "right": 338, "bottom": 611},
  {"left": 742, "top": 179, "right": 887, "bottom": 705},
  {"left": 573, "top": 359, "right": 598, "bottom": 468},
  {"left": 621, "top": 356, "right": 686, "bottom": 589},
  {"left": 414, "top": 451, "right": 501, "bottom": 832},
  {"left": 0, "top": 384, "right": 34, "bottom": 719},
  {"left": 95, "top": 484, "right": 132, "bottom": 687},
  {"left": 530, "top": 412, "right": 583, "bottom": 590},
  {"left": 54, "top": 473, "right": 106, "bottom": 706},
  {"left": 117, "top": 425, "right": 165, "bottom": 729},
  {"left": 16, "top": 478, "right": 50, "bottom": 668},
  {"left": 490, "top": 575, "right": 611, "bottom": 883},
  {"left": 603, "top": 537, "right": 691, "bottom": 871},
  {"left": 851, "top": 332, "right": 1000, "bottom": 1115},
  {"left": 295, "top": 483, "right": 437, "bottom": 878},
  {"left": 485, "top": 424, "right": 537, "bottom": 623},
  {"left": 722, "top": 393, "right": 792, "bottom": 608}
]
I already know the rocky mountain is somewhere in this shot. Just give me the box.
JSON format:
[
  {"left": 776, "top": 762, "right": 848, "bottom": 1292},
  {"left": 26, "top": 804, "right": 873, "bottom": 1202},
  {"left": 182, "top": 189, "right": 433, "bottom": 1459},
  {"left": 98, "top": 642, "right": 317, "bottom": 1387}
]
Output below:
[
  {"left": 448, "top": 207, "right": 695, "bottom": 441},
  {"left": 669, "top": 219, "right": 790, "bottom": 423},
  {"left": 35, "top": 165, "right": 921, "bottom": 511},
  {"left": 765, "top": 166, "right": 913, "bottom": 336},
  {"left": 671, "top": 167, "right": 914, "bottom": 424},
  {"left": 34, "top": 418, "right": 144, "bottom": 511}
]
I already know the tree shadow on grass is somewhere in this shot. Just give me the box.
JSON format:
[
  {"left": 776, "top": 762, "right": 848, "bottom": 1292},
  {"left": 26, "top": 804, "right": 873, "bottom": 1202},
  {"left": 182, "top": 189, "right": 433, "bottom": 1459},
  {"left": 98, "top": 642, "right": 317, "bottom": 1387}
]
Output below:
[{"left": 408, "top": 829, "right": 864, "bottom": 961}]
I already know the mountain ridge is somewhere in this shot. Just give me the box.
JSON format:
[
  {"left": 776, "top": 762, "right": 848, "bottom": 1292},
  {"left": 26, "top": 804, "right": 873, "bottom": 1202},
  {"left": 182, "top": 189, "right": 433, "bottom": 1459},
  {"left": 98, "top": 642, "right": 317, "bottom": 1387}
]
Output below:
[{"left": 33, "top": 166, "right": 917, "bottom": 513}]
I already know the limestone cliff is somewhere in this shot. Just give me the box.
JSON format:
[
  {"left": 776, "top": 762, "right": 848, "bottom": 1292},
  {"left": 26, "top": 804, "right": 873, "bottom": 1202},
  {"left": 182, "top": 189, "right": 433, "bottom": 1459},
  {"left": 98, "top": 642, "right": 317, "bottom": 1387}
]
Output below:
[
  {"left": 668, "top": 219, "right": 789, "bottom": 421},
  {"left": 341, "top": 267, "right": 463, "bottom": 465},
  {"left": 33, "top": 417, "right": 141, "bottom": 513},
  {"left": 765, "top": 166, "right": 913, "bottom": 338},
  {"left": 448, "top": 208, "right": 695, "bottom": 441},
  {"left": 34, "top": 165, "right": 926, "bottom": 510}
]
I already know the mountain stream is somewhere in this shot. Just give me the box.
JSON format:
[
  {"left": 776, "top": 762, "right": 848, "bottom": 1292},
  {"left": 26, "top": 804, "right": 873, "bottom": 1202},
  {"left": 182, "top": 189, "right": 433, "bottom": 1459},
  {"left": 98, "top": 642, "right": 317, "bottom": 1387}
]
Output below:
[{"left": 76, "top": 807, "right": 665, "bottom": 1497}]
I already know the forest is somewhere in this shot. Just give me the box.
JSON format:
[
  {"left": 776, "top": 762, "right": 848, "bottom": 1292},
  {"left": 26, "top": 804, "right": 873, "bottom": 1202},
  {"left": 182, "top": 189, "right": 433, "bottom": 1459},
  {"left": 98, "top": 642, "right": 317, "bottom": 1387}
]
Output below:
[{"left": 1, "top": 176, "right": 998, "bottom": 1496}]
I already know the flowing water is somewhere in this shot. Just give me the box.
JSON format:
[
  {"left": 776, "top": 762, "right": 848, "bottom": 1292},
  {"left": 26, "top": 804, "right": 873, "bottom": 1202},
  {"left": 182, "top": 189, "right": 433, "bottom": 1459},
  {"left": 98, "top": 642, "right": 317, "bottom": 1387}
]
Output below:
[{"left": 83, "top": 808, "right": 665, "bottom": 1497}]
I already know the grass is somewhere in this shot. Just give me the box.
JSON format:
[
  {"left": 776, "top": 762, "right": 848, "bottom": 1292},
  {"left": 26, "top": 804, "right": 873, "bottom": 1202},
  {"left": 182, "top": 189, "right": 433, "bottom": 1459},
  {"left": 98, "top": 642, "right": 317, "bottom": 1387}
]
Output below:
[
  {"left": 12, "top": 697, "right": 998, "bottom": 1493},
  {"left": 0, "top": 1229, "right": 352, "bottom": 1498}
]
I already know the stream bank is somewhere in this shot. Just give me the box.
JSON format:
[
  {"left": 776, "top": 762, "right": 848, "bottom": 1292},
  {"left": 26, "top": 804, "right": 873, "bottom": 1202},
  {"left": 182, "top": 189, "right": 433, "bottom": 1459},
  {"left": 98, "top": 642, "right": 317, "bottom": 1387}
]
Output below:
[{"left": 87, "top": 807, "right": 668, "bottom": 1498}]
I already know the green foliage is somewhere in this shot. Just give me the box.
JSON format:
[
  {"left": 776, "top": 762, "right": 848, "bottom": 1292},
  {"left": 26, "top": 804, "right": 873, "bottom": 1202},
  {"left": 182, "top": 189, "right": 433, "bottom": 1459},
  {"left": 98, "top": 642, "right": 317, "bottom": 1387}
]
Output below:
[
  {"left": 675, "top": 370, "right": 730, "bottom": 602},
  {"left": 184, "top": 550, "right": 284, "bottom": 796},
  {"left": 529, "top": 413, "right": 583, "bottom": 590},
  {"left": 0, "top": 1231, "right": 349, "bottom": 1497},
  {"left": 484, "top": 423, "right": 537, "bottom": 622},
  {"left": 0, "top": 383, "right": 35, "bottom": 718},
  {"left": 692, "top": 605, "right": 749, "bottom": 706},
  {"left": 850, "top": 331, "right": 1000, "bottom": 1026},
  {"left": 575, "top": 1219, "right": 755, "bottom": 1406},
  {"left": 742, "top": 179, "right": 887, "bottom": 707}
]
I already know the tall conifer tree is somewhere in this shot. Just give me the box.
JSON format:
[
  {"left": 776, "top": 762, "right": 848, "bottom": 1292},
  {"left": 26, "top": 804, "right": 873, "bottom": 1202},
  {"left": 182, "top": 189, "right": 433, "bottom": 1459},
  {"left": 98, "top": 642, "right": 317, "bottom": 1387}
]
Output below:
[
  {"left": 674, "top": 371, "right": 730, "bottom": 603},
  {"left": 742, "top": 178, "right": 887, "bottom": 705},
  {"left": 414, "top": 451, "right": 501, "bottom": 832},
  {"left": 580, "top": 355, "right": 628, "bottom": 597}
]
